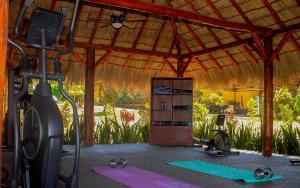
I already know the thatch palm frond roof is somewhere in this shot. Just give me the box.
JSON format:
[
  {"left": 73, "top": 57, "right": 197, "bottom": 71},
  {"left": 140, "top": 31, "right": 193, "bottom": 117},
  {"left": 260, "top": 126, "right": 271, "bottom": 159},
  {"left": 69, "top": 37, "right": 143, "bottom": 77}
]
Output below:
[{"left": 7, "top": 0, "right": 300, "bottom": 92}]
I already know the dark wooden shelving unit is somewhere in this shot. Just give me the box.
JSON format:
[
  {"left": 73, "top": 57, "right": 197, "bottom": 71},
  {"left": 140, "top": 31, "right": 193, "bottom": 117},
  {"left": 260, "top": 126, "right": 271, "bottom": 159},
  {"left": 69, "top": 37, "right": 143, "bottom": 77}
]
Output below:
[{"left": 149, "top": 77, "right": 193, "bottom": 146}]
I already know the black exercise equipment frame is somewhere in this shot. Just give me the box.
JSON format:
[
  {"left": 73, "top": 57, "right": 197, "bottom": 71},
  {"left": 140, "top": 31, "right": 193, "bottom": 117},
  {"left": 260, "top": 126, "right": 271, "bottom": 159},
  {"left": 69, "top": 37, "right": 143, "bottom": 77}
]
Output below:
[
  {"left": 193, "top": 114, "right": 239, "bottom": 156},
  {"left": 7, "top": 0, "right": 81, "bottom": 187}
]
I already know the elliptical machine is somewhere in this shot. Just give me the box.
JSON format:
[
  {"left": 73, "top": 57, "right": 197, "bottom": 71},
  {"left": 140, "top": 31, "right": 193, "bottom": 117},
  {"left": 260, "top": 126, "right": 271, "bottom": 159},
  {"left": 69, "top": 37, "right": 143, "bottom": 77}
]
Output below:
[
  {"left": 193, "top": 114, "right": 239, "bottom": 156},
  {"left": 8, "top": 0, "right": 81, "bottom": 187}
]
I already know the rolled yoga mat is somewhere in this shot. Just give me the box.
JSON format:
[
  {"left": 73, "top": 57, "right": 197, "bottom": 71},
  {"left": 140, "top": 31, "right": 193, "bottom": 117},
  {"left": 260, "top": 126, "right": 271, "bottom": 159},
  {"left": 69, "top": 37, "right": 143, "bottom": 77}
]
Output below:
[
  {"left": 167, "top": 160, "right": 283, "bottom": 183},
  {"left": 92, "top": 165, "right": 200, "bottom": 188}
]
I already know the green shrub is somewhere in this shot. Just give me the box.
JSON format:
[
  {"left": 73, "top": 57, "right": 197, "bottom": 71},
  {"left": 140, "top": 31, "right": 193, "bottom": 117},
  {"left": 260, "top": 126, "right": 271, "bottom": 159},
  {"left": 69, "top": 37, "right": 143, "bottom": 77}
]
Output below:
[
  {"left": 274, "top": 87, "right": 294, "bottom": 124},
  {"left": 246, "top": 97, "right": 257, "bottom": 118}
]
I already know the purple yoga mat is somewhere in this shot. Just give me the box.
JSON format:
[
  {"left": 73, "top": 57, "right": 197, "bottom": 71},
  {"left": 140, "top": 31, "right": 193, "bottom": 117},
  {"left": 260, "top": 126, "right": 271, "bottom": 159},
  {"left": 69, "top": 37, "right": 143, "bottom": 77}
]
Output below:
[{"left": 91, "top": 165, "right": 200, "bottom": 188}]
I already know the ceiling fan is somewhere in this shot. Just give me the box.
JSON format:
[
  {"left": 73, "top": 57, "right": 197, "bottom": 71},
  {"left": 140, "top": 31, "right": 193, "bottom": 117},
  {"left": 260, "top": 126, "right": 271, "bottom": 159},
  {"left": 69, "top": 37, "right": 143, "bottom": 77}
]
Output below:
[{"left": 88, "top": 14, "right": 147, "bottom": 29}]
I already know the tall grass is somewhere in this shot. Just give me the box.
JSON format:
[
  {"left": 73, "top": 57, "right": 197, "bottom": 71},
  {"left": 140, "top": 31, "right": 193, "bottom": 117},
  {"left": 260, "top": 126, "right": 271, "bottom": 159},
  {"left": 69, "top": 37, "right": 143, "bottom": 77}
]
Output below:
[{"left": 193, "top": 118, "right": 300, "bottom": 155}]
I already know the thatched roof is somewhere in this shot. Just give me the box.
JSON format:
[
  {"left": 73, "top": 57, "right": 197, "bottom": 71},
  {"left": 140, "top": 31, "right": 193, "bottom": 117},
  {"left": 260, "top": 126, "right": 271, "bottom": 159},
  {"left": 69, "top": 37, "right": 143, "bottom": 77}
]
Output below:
[{"left": 7, "top": 0, "right": 300, "bottom": 93}]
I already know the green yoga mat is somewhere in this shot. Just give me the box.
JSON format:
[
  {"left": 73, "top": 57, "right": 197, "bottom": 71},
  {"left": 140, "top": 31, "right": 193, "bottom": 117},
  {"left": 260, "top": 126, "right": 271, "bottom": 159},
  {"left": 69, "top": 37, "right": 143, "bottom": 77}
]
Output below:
[{"left": 167, "top": 160, "right": 282, "bottom": 183}]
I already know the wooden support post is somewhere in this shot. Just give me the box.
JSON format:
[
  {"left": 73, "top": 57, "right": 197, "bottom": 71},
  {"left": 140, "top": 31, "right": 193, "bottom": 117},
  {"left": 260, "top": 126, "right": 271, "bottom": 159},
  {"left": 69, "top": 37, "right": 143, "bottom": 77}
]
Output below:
[
  {"left": 177, "top": 57, "right": 184, "bottom": 77},
  {"left": 263, "top": 37, "right": 273, "bottom": 156},
  {"left": 83, "top": 47, "right": 95, "bottom": 146},
  {"left": 0, "top": 0, "right": 8, "bottom": 184}
]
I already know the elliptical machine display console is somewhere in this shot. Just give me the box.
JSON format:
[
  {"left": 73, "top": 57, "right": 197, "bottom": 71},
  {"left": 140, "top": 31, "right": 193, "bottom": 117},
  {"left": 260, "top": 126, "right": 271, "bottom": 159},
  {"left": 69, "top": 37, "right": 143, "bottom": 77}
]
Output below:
[{"left": 8, "top": 0, "right": 81, "bottom": 187}]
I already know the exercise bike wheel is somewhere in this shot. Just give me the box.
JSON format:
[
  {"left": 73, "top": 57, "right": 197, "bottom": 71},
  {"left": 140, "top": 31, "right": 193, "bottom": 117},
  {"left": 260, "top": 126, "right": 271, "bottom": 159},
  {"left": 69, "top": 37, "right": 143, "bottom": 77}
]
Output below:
[
  {"left": 213, "top": 132, "right": 230, "bottom": 152},
  {"left": 22, "top": 106, "right": 43, "bottom": 160}
]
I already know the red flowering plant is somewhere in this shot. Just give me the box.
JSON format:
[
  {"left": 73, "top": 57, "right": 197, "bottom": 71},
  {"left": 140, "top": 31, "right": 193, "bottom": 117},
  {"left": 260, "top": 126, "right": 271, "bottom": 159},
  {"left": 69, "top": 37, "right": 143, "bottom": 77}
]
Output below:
[{"left": 120, "top": 109, "right": 135, "bottom": 123}]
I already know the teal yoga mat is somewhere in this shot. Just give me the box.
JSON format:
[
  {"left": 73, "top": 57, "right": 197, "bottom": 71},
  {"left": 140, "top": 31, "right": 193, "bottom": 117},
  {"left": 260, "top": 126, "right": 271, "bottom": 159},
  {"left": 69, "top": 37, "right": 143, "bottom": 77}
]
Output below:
[{"left": 167, "top": 160, "right": 282, "bottom": 183}]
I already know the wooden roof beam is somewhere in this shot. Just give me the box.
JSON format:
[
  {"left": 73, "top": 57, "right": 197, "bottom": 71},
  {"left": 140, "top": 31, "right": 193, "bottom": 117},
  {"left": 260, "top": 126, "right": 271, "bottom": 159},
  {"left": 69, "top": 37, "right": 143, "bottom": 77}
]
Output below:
[
  {"left": 207, "top": 27, "right": 239, "bottom": 67},
  {"left": 152, "top": 20, "right": 167, "bottom": 51},
  {"left": 95, "top": 50, "right": 111, "bottom": 66},
  {"left": 251, "top": 32, "right": 267, "bottom": 60},
  {"left": 164, "top": 57, "right": 177, "bottom": 75},
  {"left": 89, "top": 8, "right": 104, "bottom": 43},
  {"left": 184, "top": 23, "right": 206, "bottom": 49},
  {"left": 160, "top": 58, "right": 167, "bottom": 72},
  {"left": 143, "top": 56, "right": 153, "bottom": 71},
  {"left": 65, "top": 41, "right": 178, "bottom": 58},
  {"left": 71, "top": 51, "right": 85, "bottom": 66},
  {"left": 175, "top": 27, "right": 223, "bottom": 72},
  {"left": 208, "top": 54, "right": 222, "bottom": 71},
  {"left": 183, "top": 23, "right": 217, "bottom": 71},
  {"left": 271, "top": 31, "right": 292, "bottom": 60},
  {"left": 170, "top": 18, "right": 182, "bottom": 57},
  {"left": 168, "top": 38, "right": 175, "bottom": 54},
  {"left": 183, "top": 37, "right": 253, "bottom": 57},
  {"left": 184, "top": 0, "right": 238, "bottom": 67},
  {"left": 207, "top": 0, "right": 259, "bottom": 65},
  {"left": 123, "top": 54, "right": 132, "bottom": 69},
  {"left": 132, "top": 16, "right": 148, "bottom": 49},
  {"left": 85, "top": 0, "right": 271, "bottom": 35},
  {"left": 262, "top": 0, "right": 300, "bottom": 53},
  {"left": 228, "top": 0, "right": 252, "bottom": 23},
  {"left": 194, "top": 57, "right": 208, "bottom": 74}
]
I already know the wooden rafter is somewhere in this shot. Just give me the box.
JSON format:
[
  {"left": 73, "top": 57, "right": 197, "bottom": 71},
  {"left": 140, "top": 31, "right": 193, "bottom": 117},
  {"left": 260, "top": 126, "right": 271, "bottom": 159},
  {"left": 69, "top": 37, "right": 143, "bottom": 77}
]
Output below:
[
  {"left": 143, "top": 56, "right": 153, "bottom": 71},
  {"left": 183, "top": 1, "right": 233, "bottom": 68},
  {"left": 262, "top": 0, "right": 300, "bottom": 53},
  {"left": 251, "top": 32, "right": 267, "bottom": 59},
  {"left": 95, "top": 50, "right": 111, "bottom": 66},
  {"left": 123, "top": 54, "right": 132, "bottom": 69},
  {"left": 164, "top": 57, "right": 177, "bottom": 74},
  {"left": 152, "top": 19, "right": 167, "bottom": 51},
  {"left": 228, "top": 0, "right": 252, "bottom": 23},
  {"left": 207, "top": 27, "right": 239, "bottom": 67},
  {"left": 208, "top": 54, "right": 222, "bottom": 71},
  {"left": 89, "top": 8, "right": 104, "bottom": 43},
  {"left": 84, "top": 0, "right": 271, "bottom": 35},
  {"left": 183, "top": 37, "right": 253, "bottom": 57},
  {"left": 168, "top": 38, "right": 175, "bottom": 54},
  {"left": 184, "top": 23, "right": 206, "bottom": 49},
  {"left": 132, "top": 17, "right": 148, "bottom": 49},
  {"left": 271, "top": 31, "right": 292, "bottom": 60},
  {"left": 244, "top": 46, "right": 260, "bottom": 65},
  {"left": 170, "top": 18, "right": 182, "bottom": 56},
  {"left": 61, "top": 40, "right": 178, "bottom": 58},
  {"left": 205, "top": 0, "right": 259, "bottom": 65},
  {"left": 160, "top": 58, "right": 167, "bottom": 72},
  {"left": 194, "top": 57, "right": 208, "bottom": 74},
  {"left": 71, "top": 51, "right": 85, "bottom": 66},
  {"left": 181, "top": 57, "right": 193, "bottom": 73}
]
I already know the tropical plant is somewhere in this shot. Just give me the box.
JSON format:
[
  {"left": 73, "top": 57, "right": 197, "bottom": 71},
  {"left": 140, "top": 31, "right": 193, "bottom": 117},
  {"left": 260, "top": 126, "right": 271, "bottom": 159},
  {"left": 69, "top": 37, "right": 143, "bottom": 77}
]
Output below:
[
  {"left": 246, "top": 97, "right": 257, "bottom": 118},
  {"left": 208, "top": 92, "right": 224, "bottom": 107},
  {"left": 193, "top": 116, "right": 217, "bottom": 140},
  {"left": 273, "top": 87, "right": 294, "bottom": 124},
  {"left": 193, "top": 101, "right": 208, "bottom": 122}
]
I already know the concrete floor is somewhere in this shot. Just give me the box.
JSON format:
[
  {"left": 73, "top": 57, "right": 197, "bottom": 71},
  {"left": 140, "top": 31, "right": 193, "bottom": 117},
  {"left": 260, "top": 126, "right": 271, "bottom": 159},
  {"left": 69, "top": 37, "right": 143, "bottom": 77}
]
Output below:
[{"left": 58, "top": 144, "right": 300, "bottom": 188}]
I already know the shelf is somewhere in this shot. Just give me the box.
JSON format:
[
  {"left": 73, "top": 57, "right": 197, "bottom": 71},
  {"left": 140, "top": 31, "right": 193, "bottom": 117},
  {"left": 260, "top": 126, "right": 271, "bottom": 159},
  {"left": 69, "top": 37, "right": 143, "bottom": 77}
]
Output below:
[
  {"left": 152, "top": 110, "right": 172, "bottom": 111},
  {"left": 173, "top": 109, "right": 192, "bottom": 111},
  {"left": 172, "top": 93, "right": 192, "bottom": 95},
  {"left": 152, "top": 93, "right": 172, "bottom": 95},
  {"left": 150, "top": 77, "right": 193, "bottom": 146}
]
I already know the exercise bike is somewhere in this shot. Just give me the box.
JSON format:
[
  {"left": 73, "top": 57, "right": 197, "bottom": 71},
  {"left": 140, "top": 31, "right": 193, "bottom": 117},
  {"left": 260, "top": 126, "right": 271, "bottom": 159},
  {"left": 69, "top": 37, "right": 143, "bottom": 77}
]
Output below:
[
  {"left": 8, "top": 0, "right": 81, "bottom": 187},
  {"left": 193, "top": 114, "right": 239, "bottom": 156}
]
